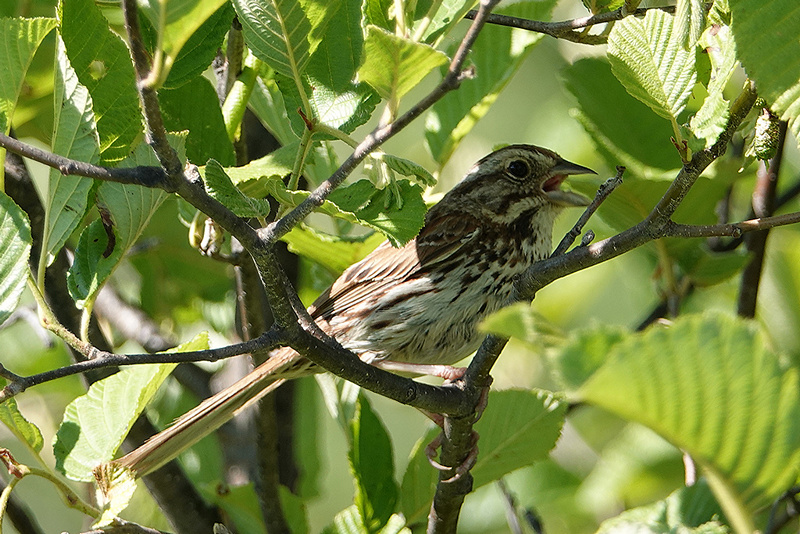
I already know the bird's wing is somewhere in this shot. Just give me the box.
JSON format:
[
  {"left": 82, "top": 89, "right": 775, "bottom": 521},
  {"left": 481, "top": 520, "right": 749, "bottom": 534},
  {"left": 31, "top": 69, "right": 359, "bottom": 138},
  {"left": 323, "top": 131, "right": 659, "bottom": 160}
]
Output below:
[{"left": 308, "top": 212, "right": 480, "bottom": 321}]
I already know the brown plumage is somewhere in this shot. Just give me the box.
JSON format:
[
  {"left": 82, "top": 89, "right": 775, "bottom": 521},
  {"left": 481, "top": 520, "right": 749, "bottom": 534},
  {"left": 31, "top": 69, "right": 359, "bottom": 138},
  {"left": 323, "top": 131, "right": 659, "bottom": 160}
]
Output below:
[{"left": 114, "top": 144, "right": 594, "bottom": 477}]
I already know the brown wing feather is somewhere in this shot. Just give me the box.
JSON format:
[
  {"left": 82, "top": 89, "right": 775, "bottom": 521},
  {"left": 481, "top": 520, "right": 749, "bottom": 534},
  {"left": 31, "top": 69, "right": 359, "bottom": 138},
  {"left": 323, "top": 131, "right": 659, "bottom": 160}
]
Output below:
[{"left": 308, "top": 211, "right": 480, "bottom": 322}]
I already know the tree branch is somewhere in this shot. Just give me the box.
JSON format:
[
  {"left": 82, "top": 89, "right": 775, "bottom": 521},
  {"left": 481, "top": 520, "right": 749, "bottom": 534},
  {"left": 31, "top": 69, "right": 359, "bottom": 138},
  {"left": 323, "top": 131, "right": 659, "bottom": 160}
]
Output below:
[{"left": 465, "top": 4, "right": 684, "bottom": 44}]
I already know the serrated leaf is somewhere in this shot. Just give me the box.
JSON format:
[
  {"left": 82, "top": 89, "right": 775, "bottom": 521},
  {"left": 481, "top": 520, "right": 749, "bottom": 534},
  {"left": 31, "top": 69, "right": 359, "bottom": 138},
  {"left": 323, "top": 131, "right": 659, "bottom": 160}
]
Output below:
[
  {"left": 690, "top": 25, "right": 738, "bottom": 147},
  {"left": 728, "top": 0, "right": 800, "bottom": 146},
  {"left": 282, "top": 225, "right": 384, "bottom": 275},
  {"left": 349, "top": 395, "right": 398, "bottom": 532},
  {"left": 204, "top": 158, "right": 272, "bottom": 217},
  {"left": 0, "top": 398, "right": 44, "bottom": 453},
  {"left": 137, "top": 0, "right": 228, "bottom": 84},
  {"left": 55, "top": 333, "right": 209, "bottom": 482},
  {"left": 564, "top": 58, "right": 681, "bottom": 173},
  {"left": 67, "top": 135, "right": 183, "bottom": 306},
  {"left": 471, "top": 389, "right": 566, "bottom": 488},
  {"left": 359, "top": 25, "right": 447, "bottom": 102},
  {"left": 0, "top": 16, "right": 57, "bottom": 134},
  {"left": 580, "top": 313, "right": 800, "bottom": 518},
  {"left": 674, "top": 0, "right": 706, "bottom": 50},
  {"left": 424, "top": 0, "right": 556, "bottom": 166},
  {"left": 380, "top": 154, "right": 435, "bottom": 187},
  {"left": 597, "top": 480, "right": 728, "bottom": 533},
  {"left": 0, "top": 192, "right": 31, "bottom": 326},
  {"left": 233, "top": 0, "right": 320, "bottom": 79},
  {"left": 41, "top": 36, "right": 98, "bottom": 268},
  {"left": 607, "top": 9, "right": 697, "bottom": 125},
  {"left": 59, "top": 0, "right": 141, "bottom": 162},
  {"left": 226, "top": 141, "right": 297, "bottom": 193}
]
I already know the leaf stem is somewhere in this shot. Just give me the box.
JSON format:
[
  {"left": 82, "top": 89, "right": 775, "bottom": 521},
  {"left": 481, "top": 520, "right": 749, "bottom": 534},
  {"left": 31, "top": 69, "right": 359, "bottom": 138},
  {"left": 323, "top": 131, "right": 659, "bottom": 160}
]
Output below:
[{"left": 222, "top": 53, "right": 262, "bottom": 142}]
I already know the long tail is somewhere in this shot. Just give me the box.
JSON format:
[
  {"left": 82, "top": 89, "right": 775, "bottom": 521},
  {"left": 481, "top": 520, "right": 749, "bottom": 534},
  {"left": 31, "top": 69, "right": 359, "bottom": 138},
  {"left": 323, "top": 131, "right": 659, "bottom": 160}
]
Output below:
[{"left": 112, "top": 349, "right": 303, "bottom": 478}]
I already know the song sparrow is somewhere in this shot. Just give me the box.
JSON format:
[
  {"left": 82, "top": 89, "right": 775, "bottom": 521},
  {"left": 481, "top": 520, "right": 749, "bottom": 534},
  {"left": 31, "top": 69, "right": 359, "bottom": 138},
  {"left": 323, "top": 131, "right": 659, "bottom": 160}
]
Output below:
[{"left": 115, "top": 144, "right": 594, "bottom": 476}]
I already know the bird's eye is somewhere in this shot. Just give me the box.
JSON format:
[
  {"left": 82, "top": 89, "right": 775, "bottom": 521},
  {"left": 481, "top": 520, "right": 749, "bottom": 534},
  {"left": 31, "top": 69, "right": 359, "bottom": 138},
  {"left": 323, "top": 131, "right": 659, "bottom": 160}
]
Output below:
[{"left": 506, "top": 159, "right": 529, "bottom": 179}]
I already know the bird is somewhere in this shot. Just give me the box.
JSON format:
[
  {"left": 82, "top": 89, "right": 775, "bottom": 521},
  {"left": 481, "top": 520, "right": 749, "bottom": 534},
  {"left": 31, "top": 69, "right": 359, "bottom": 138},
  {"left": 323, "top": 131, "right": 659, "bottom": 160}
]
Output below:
[{"left": 113, "top": 144, "right": 595, "bottom": 477}]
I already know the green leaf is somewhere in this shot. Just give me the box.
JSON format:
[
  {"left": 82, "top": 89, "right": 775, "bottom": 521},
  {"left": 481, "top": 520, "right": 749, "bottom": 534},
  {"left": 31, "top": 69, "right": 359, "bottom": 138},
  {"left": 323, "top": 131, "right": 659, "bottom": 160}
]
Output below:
[
  {"left": 597, "top": 480, "right": 728, "bottom": 533},
  {"left": 425, "top": 0, "right": 557, "bottom": 166},
  {"left": 282, "top": 225, "right": 384, "bottom": 275},
  {"left": 399, "top": 426, "right": 440, "bottom": 526},
  {"left": 690, "top": 25, "right": 738, "bottom": 148},
  {"left": 249, "top": 71, "right": 297, "bottom": 144},
  {"left": 564, "top": 58, "right": 681, "bottom": 173},
  {"left": 471, "top": 389, "right": 566, "bottom": 488},
  {"left": 226, "top": 141, "right": 297, "bottom": 193},
  {"left": 349, "top": 395, "right": 398, "bottom": 532},
  {"left": 400, "top": 391, "right": 565, "bottom": 522},
  {"left": 674, "top": 0, "right": 706, "bottom": 50},
  {"left": 415, "top": 0, "right": 479, "bottom": 43},
  {"left": 728, "top": 0, "right": 800, "bottom": 145},
  {"left": 580, "top": 313, "right": 800, "bottom": 523},
  {"left": 380, "top": 154, "right": 436, "bottom": 187},
  {"left": 67, "top": 134, "right": 182, "bottom": 306},
  {"left": 54, "top": 333, "right": 210, "bottom": 482},
  {"left": 234, "top": 0, "right": 325, "bottom": 79},
  {"left": 358, "top": 25, "right": 447, "bottom": 102},
  {"left": 607, "top": 9, "right": 697, "bottom": 125},
  {"left": 0, "top": 398, "right": 44, "bottom": 453},
  {"left": 322, "top": 506, "right": 409, "bottom": 534},
  {"left": 0, "top": 16, "right": 56, "bottom": 134},
  {"left": 327, "top": 179, "right": 427, "bottom": 247},
  {"left": 204, "top": 158, "right": 272, "bottom": 217},
  {"left": 162, "top": 2, "right": 235, "bottom": 89},
  {"left": 59, "top": 0, "right": 142, "bottom": 162},
  {"left": 0, "top": 192, "right": 31, "bottom": 326},
  {"left": 199, "top": 482, "right": 271, "bottom": 534},
  {"left": 160, "top": 76, "right": 235, "bottom": 166},
  {"left": 137, "top": 0, "right": 228, "bottom": 84},
  {"left": 41, "top": 36, "right": 99, "bottom": 268},
  {"left": 555, "top": 324, "right": 629, "bottom": 390},
  {"left": 675, "top": 246, "right": 749, "bottom": 287}
]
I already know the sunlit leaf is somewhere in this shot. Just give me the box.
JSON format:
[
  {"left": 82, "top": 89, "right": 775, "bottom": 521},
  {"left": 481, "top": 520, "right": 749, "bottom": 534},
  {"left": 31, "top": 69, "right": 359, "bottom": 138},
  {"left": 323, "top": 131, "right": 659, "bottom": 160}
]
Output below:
[
  {"left": 41, "top": 36, "right": 98, "bottom": 268},
  {"left": 0, "top": 192, "right": 31, "bottom": 326},
  {"left": 607, "top": 9, "right": 697, "bottom": 125},
  {"left": 358, "top": 25, "right": 447, "bottom": 102},
  {"left": 581, "top": 313, "right": 800, "bottom": 526},
  {"left": 55, "top": 333, "right": 209, "bottom": 482},
  {"left": 59, "top": 0, "right": 141, "bottom": 162},
  {"left": 0, "top": 17, "right": 56, "bottom": 134}
]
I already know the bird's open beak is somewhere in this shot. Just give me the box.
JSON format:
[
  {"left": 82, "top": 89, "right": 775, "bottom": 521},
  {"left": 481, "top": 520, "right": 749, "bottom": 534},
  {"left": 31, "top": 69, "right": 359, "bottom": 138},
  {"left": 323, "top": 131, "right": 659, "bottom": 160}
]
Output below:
[{"left": 543, "top": 158, "right": 596, "bottom": 207}]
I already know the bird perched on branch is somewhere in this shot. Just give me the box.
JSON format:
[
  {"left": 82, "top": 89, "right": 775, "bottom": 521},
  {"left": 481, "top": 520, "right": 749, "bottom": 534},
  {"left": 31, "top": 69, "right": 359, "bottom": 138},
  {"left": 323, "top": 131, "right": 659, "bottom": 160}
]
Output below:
[{"left": 113, "top": 144, "right": 594, "bottom": 477}]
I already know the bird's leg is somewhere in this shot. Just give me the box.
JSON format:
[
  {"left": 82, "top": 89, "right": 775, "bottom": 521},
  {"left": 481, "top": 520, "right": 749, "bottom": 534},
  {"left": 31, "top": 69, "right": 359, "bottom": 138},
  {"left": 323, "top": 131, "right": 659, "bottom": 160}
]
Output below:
[
  {"left": 420, "top": 382, "right": 490, "bottom": 482},
  {"left": 373, "top": 360, "right": 466, "bottom": 381}
]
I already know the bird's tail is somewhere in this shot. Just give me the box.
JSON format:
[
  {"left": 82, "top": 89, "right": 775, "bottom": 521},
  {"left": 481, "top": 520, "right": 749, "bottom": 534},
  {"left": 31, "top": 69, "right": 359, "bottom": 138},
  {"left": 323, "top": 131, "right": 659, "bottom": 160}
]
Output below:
[{"left": 111, "top": 348, "right": 304, "bottom": 478}]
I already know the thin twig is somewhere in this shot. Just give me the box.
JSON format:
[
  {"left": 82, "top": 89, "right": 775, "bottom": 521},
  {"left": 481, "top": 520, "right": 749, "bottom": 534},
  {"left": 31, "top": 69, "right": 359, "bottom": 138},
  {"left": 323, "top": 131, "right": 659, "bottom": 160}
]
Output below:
[
  {"left": 465, "top": 4, "right": 680, "bottom": 44},
  {"left": 552, "top": 166, "right": 625, "bottom": 256},
  {"left": 0, "top": 132, "right": 169, "bottom": 188},
  {"left": 260, "top": 0, "right": 489, "bottom": 246},
  {"left": 0, "top": 330, "right": 286, "bottom": 400}
]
